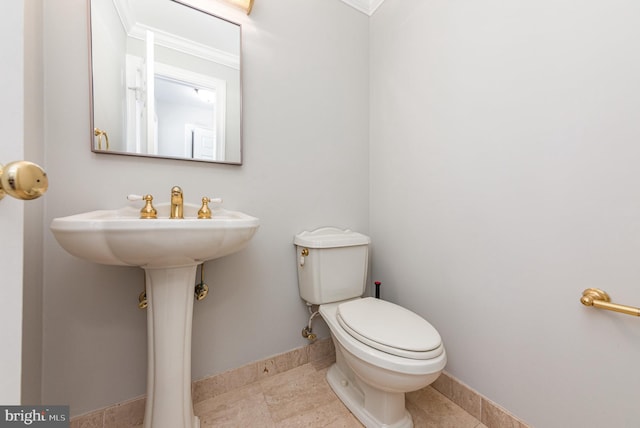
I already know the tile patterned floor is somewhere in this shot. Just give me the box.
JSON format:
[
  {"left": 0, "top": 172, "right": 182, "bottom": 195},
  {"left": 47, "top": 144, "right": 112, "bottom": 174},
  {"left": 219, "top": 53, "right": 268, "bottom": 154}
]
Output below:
[
  {"left": 192, "top": 357, "right": 487, "bottom": 428},
  {"left": 70, "top": 336, "right": 525, "bottom": 428}
]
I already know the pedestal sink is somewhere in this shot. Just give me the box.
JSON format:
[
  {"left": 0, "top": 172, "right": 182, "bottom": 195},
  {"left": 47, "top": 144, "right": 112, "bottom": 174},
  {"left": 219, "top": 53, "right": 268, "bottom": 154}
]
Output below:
[{"left": 50, "top": 202, "right": 259, "bottom": 428}]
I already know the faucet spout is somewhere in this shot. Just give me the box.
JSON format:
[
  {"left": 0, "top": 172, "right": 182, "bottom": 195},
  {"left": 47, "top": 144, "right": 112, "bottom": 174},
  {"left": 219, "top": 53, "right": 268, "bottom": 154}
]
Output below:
[{"left": 170, "top": 186, "right": 184, "bottom": 219}]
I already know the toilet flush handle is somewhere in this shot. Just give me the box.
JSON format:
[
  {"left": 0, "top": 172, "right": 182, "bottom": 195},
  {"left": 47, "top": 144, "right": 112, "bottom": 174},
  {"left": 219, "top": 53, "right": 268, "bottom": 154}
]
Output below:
[{"left": 299, "top": 248, "right": 309, "bottom": 266}]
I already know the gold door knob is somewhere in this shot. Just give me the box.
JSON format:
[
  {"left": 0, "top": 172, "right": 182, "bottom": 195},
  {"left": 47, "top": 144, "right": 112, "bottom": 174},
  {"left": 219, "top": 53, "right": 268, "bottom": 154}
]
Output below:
[{"left": 0, "top": 161, "right": 49, "bottom": 201}]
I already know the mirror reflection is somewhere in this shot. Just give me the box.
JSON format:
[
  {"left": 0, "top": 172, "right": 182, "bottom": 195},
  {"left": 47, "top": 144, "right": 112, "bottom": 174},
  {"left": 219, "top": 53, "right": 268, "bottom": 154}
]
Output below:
[{"left": 89, "top": 0, "right": 242, "bottom": 164}]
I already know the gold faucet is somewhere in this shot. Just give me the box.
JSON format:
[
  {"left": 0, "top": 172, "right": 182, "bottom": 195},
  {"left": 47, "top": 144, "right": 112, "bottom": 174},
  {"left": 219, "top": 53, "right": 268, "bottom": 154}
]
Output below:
[{"left": 170, "top": 186, "right": 184, "bottom": 219}]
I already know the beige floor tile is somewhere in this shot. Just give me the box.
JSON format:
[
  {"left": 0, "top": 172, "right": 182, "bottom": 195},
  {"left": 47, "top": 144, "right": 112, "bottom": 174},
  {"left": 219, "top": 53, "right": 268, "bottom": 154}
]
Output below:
[
  {"left": 197, "top": 382, "right": 274, "bottom": 428},
  {"left": 481, "top": 399, "right": 528, "bottom": 428},
  {"left": 309, "top": 338, "right": 335, "bottom": 363},
  {"left": 272, "top": 346, "right": 310, "bottom": 375},
  {"left": 323, "top": 415, "right": 364, "bottom": 428},
  {"left": 261, "top": 364, "right": 337, "bottom": 423},
  {"left": 431, "top": 371, "right": 453, "bottom": 398},
  {"left": 407, "top": 386, "right": 480, "bottom": 428},
  {"left": 310, "top": 354, "right": 336, "bottom": 371},
  {"left": 193, "top": 362, "right": 263, "bottom": 403},
  {"left": 74, "top": 347, "right": 494, "bottom": 428},
  {"left": 274, "top": 400, "right": 363, "bottom": 428},
  {"left": 70, "top": 410, "right": 104, "bottom": 428},
  {"left": 103, "top": 398, "right": 145, "bottom": 428},
  {"left": 450, "top": 377, "right": 482, "bottom": 420}
]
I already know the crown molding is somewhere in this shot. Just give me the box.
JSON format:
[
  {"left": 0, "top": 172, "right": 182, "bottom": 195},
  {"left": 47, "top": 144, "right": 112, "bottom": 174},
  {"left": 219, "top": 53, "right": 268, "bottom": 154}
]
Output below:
[
  {"left": 128, "top": 23, "right": 240, "bottom": 69},
  {"left": 339, "top": 0, "right": 386, "bottom": 16},
  {"left": 109, "top": 0, "right": 239, "bottom": 69},
  {"left": 112, "top": 0, "right": 136, "bottom": 33}
]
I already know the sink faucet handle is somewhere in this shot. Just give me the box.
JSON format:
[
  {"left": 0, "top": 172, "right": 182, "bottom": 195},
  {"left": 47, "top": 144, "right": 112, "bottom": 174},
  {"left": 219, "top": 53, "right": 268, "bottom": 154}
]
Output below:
[
  {"left": 127, "top": 194, "right": 144, "bottom": 201},
  {"left": 140, "top": 195, "right": 157, "bottom": 219},
  {"left": 127, "top": 194, "right": 158, "bottom": 219},
  {"left": 197, "top": 197, "right": 223, "bottom": 219},
  {"left": 198, "top": 197, "right": 212, "bottom": 219}
]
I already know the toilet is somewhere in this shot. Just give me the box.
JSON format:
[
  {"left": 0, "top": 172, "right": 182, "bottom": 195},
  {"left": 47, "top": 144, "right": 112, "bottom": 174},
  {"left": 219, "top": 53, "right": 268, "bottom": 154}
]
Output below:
[{"left": 294, "top": 227, "right": 447, "bottom": 428}]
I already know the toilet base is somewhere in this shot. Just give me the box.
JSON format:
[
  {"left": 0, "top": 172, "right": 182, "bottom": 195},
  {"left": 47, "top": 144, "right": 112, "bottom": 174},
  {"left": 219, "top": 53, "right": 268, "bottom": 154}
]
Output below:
[{"left": 326, "top": 364, "right": 413, "bottom": 428}]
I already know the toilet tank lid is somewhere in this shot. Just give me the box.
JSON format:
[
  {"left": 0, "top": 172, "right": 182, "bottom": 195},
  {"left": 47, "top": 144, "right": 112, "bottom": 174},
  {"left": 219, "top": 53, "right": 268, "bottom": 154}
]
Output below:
[{"left": 294, "top": 227, "right": 370, "bottom": 248}]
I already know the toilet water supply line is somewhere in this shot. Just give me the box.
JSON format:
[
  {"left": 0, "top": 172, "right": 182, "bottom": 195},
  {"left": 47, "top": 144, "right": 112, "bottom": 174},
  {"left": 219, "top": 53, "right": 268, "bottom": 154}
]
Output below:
[
  {"left": 302, "top": 303, "right": 319, "bottom": 341},
  {"left": 301, "top": 281, "right": 382, "bottom": 342}
]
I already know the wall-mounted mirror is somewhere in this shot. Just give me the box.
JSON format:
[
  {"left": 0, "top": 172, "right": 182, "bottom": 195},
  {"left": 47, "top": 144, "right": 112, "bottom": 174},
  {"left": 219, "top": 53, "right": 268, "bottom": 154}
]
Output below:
[{"left": 89, "top": 0, "right": 242, "bottom": 164}]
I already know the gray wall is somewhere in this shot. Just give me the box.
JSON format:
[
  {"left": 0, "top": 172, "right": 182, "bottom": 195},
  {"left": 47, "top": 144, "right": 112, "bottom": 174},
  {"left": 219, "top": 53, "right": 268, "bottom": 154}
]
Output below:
[
  {"left": 370, "top": 1, "right": 640, "bottom": 427},
  {"left": 42, "top": 0, "right": 369, "bottom": 416}
]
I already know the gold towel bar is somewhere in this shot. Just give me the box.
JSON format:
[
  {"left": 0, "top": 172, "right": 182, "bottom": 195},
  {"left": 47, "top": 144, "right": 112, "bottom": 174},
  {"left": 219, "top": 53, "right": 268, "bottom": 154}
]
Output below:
[{"left": 580, "top": 288, "right": 640, "bottom": 317}]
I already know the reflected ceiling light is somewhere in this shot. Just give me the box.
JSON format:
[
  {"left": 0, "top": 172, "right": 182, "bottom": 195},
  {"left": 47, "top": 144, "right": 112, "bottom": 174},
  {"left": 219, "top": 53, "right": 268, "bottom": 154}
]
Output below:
[{"left": 224, "top": 0, "right": 254, "bottom": 14}]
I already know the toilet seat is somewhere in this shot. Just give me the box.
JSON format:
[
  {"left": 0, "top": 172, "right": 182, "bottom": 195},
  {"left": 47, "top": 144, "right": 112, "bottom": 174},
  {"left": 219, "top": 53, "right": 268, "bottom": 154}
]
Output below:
[
  {"left": 320, "top": 300, "right": 446, "bottom": 375},
  {"left": 337, "top": 297, "right": 443, "bottom": 360}
]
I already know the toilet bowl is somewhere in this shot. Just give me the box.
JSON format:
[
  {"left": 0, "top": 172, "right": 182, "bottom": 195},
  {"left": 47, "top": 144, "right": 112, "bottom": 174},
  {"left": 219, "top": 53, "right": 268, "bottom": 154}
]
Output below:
[
  {"left": 320, "top": 298, "right": 446, "bottom": 428},
  {"left": 294, "top": 227, "right": 447, "bottom": 428}
]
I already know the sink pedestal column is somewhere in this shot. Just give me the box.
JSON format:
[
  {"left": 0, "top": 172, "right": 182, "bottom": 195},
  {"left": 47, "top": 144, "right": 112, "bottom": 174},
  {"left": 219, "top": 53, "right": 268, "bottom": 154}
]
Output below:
[{"left": 143, "top": 265, "right": 200, "bottom": 428}]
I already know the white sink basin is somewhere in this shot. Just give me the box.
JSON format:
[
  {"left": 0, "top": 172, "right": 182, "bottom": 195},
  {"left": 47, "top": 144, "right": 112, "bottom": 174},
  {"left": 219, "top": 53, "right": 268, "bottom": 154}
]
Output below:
[
  {"left": 50, "top": 202, "right": 259, "bottom": 428},
  {"left": 50, "top": 203, "right": 259, "bottom": 268}
]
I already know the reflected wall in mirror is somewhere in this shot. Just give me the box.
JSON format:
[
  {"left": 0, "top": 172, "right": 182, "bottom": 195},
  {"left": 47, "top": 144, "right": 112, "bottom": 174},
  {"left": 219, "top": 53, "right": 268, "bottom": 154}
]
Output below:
[{"left": 89, "top": 0, "right": 242, "bottom": 164}]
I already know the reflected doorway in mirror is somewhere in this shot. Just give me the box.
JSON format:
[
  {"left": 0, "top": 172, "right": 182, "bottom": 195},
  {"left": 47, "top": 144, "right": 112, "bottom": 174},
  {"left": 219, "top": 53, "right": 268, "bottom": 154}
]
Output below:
[{"left": 89, "top": 0, "right": 242, "bottom": 164}]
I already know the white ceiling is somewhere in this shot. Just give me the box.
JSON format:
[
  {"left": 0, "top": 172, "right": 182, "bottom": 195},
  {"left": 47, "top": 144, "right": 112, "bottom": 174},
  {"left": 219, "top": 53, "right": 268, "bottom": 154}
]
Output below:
[{"left": 339, "top": 0, "right": 386, "bottom": 16}]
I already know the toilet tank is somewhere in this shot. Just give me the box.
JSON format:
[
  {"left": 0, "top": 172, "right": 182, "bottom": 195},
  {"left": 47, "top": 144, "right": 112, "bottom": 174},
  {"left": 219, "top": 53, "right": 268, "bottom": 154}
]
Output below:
[{"left": 294, "top": 227, "right": 371, "bottom": 305}]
